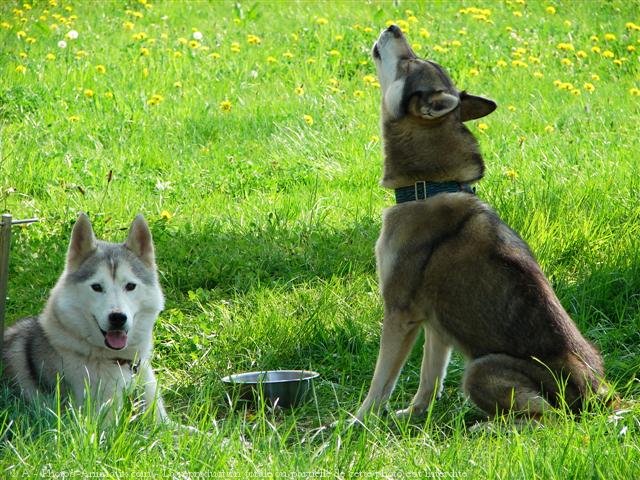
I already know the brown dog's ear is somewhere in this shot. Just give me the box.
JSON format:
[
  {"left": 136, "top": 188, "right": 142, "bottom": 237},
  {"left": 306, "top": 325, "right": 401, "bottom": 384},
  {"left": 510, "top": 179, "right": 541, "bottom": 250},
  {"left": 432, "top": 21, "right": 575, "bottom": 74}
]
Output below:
[
  {"left": 411, "top": 91, "right": 460, "bottom": 120},
  {"left": 459, "top": 92, "right": 497, "bottom": 122},
  {"left": 67, "top": 212, "right": 97, "bottom": 271}
]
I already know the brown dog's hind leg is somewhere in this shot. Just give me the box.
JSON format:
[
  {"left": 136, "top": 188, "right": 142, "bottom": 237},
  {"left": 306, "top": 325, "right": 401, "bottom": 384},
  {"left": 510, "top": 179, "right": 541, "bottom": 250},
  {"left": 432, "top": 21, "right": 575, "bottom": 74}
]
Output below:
[{"left": 463, "top": 354, "right": 552, "bottom": 418}]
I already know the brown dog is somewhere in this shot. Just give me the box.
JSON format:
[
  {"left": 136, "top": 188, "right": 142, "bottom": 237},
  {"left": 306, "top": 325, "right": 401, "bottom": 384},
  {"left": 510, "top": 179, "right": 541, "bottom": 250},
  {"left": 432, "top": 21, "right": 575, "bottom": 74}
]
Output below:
[{"left": 355, "top": 25, "right": 606, "bottom": 422}]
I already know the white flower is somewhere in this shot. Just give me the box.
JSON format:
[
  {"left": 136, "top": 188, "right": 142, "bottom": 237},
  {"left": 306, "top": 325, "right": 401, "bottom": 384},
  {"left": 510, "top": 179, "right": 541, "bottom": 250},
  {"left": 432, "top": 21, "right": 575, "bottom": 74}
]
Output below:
[
  {"left": 57, "top": 40, "right": 67, "bottom": 48},
  {"left": 192, "top": 31, "right": 203, "bottom": 41},
  {"left": 66, "top": 29, "right": 78, "bottom": 40}
]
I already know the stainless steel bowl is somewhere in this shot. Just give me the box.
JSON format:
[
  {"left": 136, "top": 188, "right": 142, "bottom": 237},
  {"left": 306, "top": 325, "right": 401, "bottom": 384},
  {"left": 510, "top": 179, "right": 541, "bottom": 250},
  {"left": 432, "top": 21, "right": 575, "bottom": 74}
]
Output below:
[{"left": 222, "top": 370, "right": 319, "bottom": 408}]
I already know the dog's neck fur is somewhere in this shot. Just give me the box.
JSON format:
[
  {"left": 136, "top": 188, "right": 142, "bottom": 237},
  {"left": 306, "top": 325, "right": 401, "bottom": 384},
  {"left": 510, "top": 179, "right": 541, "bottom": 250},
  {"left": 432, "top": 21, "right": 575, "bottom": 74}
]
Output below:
[{"left": 380, "top": 114, "right": 485, "bottom": 189}]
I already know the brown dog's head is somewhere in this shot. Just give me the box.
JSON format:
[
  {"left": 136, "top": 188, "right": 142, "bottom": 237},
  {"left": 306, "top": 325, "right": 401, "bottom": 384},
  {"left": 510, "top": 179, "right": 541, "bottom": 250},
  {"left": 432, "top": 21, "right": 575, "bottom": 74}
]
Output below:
[
  {"left": 373, "top": 25, "right": 496, "bottom": 124},
  {"left": 372, "top": 25, "right": 498, "bottom": 187}
]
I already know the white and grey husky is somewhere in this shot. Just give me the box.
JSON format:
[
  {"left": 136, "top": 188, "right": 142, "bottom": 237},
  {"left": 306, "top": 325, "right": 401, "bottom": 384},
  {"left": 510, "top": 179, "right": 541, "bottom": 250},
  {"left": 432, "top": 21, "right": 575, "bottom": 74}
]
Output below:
[{"left": 2, "top": 213, "right": 171, "bottom": 423}]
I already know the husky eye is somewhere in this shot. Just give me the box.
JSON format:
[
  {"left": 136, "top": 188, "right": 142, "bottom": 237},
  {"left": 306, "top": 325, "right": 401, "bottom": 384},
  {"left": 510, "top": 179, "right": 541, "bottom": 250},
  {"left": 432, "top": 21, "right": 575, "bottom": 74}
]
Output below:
[
  {"left": 125, "top": 282, "right": 137, "bottom": 292},
  {"left": 91, "top": 283, "right": 103, "bottom": 293}
]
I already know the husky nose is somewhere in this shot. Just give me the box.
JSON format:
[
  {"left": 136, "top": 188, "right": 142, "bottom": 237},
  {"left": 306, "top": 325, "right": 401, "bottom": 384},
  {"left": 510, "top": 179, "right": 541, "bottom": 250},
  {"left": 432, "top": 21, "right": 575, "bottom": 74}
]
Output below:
[
  {"left": 387, "top": 24, "right": 402, "bottom": 37},
  {"left": 108, "top": 312, "right": 127, "bottom": 329}
]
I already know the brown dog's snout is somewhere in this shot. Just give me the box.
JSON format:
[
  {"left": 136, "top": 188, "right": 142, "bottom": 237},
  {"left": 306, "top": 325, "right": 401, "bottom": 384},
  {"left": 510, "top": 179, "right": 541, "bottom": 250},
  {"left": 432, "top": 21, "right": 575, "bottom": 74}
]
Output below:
[{"left": 386, "top": 24, "right": 402, "bottom": 37}]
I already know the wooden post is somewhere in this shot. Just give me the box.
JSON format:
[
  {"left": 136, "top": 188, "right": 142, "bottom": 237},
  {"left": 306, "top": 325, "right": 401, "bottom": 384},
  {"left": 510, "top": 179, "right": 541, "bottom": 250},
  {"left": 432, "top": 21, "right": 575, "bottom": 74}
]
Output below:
[{"left": 0, "top": 214, "right": 12, "bottom": 359}]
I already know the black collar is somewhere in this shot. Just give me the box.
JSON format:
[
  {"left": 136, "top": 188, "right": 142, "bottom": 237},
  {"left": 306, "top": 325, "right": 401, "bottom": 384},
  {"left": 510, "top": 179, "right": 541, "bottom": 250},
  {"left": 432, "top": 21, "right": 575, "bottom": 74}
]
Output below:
[{"left": 394, "top": 180, "right": 476, "bottom": 204}]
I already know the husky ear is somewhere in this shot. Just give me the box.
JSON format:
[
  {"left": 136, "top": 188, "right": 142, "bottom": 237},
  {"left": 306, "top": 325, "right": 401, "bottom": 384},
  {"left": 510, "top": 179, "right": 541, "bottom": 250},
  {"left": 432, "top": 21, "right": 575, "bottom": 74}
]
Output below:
[
  {"left": 459, "top": 92, "right": 497, "bottom": 122},
  {"left": 125, "top": 214, "right": 155, "bottom": 268},
  {"left": 412, "top": 91, "right": 460, "bottom": 120},
  {"left": 67, "top": 212, "right": 97, "bottom": 270}
]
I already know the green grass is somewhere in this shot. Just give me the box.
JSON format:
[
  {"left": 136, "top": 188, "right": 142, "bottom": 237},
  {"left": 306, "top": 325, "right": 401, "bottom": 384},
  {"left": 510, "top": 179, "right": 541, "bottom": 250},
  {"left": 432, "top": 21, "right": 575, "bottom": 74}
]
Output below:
[{"left": 2, "top": 0, "right": 640, "bottom": 477}]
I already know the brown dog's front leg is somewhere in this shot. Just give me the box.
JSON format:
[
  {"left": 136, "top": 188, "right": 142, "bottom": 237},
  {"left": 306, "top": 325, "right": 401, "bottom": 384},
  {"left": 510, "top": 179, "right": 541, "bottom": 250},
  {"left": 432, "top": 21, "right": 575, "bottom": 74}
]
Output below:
[{"left": 355, "top": 312, "right": 421, "bottom": 422}]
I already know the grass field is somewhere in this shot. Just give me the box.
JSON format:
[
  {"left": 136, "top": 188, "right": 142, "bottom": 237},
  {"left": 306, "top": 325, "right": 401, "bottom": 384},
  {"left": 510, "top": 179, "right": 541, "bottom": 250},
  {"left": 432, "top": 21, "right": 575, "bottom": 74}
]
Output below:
[{"left": 1, "top": 0, "right": 640, "bottom": 478}]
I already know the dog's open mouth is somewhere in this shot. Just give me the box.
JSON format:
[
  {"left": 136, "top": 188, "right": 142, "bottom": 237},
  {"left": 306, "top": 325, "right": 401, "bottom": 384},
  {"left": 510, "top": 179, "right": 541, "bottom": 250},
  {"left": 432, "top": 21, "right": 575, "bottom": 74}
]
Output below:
[{"left": 100, "top": 329, "right": 128, "bottom": 350}]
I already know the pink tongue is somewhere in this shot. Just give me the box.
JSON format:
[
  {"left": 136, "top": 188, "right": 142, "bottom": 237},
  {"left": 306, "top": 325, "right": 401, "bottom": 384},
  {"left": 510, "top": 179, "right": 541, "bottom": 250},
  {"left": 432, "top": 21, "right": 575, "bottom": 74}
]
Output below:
[{"left": 105, "top": 330, "right": 128, "bottom": 350}]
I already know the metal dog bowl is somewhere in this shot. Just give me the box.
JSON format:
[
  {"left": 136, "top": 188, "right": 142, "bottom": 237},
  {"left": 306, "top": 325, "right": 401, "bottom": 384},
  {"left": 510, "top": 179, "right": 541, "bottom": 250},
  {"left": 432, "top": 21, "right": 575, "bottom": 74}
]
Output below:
[{"left": 222, "top": 370, "right": 319, "bottom": 408}]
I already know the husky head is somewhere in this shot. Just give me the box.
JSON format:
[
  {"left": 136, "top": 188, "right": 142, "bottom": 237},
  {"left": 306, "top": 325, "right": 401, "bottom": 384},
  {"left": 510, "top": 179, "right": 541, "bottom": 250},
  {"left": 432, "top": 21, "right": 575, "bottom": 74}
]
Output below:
[
  {"left": 372, "top": 25, "right": 497, "bottom": 187},
  {"left": 50, "top": 213, "right": 164, "bottom": 355}
]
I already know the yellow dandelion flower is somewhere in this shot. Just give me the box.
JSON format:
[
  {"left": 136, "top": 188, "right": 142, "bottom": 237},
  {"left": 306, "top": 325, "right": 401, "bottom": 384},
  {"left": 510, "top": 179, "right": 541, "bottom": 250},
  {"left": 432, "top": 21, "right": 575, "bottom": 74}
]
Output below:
[
  {"left": 219, "top": 99, "right": 232, "bottom": 112},
  {"left": 26, "top": 37, "right": 36, "bottom": 44},
  {"left": 316, "top": 17, "right": 328, "bottom": 25},
  {"left": 17, "top": 30, "right": 27, "bottom": 38},
  {"left": 590, "top": 35, "right": 599, "bottom": 42},
  {"left": 412, "top": 43, "right": 422, "bottom": 51},
  {"left": 570, "top": 88, "right": 581, "bottom": 96},
  {"left": 505, "top": 168, "right": 518, "bottom": 180},
  {"left": 544, "top": 125, "right": 555, "bottom": 133},
  {"left": 123, "top": 21, "right": 134, "bottom": 30},
  {"left": 147, "top": 94, "right": 164, "bottom": 106},
  {"left": 627, "top": 45, "right": 637, "bottom": 52},
  {"left": 545, "top": 6, "right": 556, "bottom": 14},
  {"left": 604, "top": 33, "right": 616, "bottom": 41},
  {"left": 173, "top": 81, "right": 182, "bottom": 88},
  {"left": 508, "top": 105, "right": 517, "bottom": 112},
  {"left": 419, "top": 28, "right": 430, "bottom": 38},
  {"left": 84, "top": 89, "right": 94, "bottom": 98},
  {"left": 1, "top": 21, "right": 12, "bottom": 29},
  {"left": 583, "top": 83, "right": 595, "bottom": 92},
  {"left": 591, "top": 74, "right": 600, "bottom": 81},
  {"left": 561, "top": 58, "right": 573, "bottom": 66},
  {"left": 533, "top": 71, "right": 544, "bottom": 78},
  {"left": 283, "top": 51, "right": 294, "bottom": 59},
  {"left": 513, "top": 11, "right": 523, "bottom": 17},
  {"left": 602, "top": 50, "right": 615, "bottom": 58},
  {"left": 613, "top": 59, "right": 624, "bottom": 66},
  {"left": 303, "top": 114, "right": 313, "bottom": 126},
  {"left": 160, "top": 210, "right": 173, "bottom": 220},
  {"left": 247, "top": 34, "right": 261, "bottom": 45},
  {"left": 625, "top": 22, "right": 640, "bottom": 31},
  {"left": 353, "top": 90, "right": 365, "bottom": 98},
  {"left": 104, "top": 92, "right": 113, "bottom": 99},
  {"left": 451, "top": 40, "right": 462, "bottom": 47},
  {"left": 512, "top": 60, "right": 528, "bottom": 68},
  {"left": 189, "top": 40, "right": 200, "bottom": 49},
  {"left": 564, "top": 20, "right": 572, "bottom": 27},
  {"left": 363, "top": 27, "right": 373, "bottom": 33},
  {"left": 334, "top": 34, "right": 344, "bottom": 41},
  {"left": 95, "top": 64, "right": 106, "bottom": 73},
  {"left": 132, "top": 32, "right": 147, "bottom": 41},
  {"left": 45, "top": 53, "right": 56, "bottom": 61},
  {"left": 363, "top": 74, "right": 376, "bottom": 85},
  {"left": 294, "top": 85, "right": 304, "bottom": 96},
  {"left": 140, "top": 47, "right": 150, "bottom": 56},
  {"left": 576, "top": 50, "right": 587, "bottom": 58},
  {"left": 67, "top": 115, "right": 80, "bottom": 122},
  {"left": 328, "top": 49, "right": 341, "bottom": 57},
  {"left": 556, "top": 42, "right": 574, "bottom": 51},
  {"left": 177, "top": 37, "right": 188, "bottom": 45},
  {"left": 629, "top": 88, "right": 640, "bottom": 96},
  {"left": 369, "top": 135, "right": 379, "bottom": 143},
  {"left": 15, "top": 65, "right": 27, "bottom": 73},
  {"left": 306, "top": 57, "right": 316, "bottom": 64},
  {"left": 173, "top": 50, "right": 183, "bottom": 58},
  {"left": 496, "top": 59, "right": 508, "bottom": 67},
  {"left": 478, "top": 123, "right": 489, "bottom": 132},
  {"left": 18, "top": 52, "right": 27, "bottom": 59},
  {"left": 591, "top": 46, "right": 601, "bottom": 54},
  {"left": 209, "top": 52, "right": 221, "bottom": 59},
  {"left": 469, "top": 68, "right": 480, "bottom": 76},
  {"left": 407, "top": 15, "right": 418, "bottom": 24}
]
